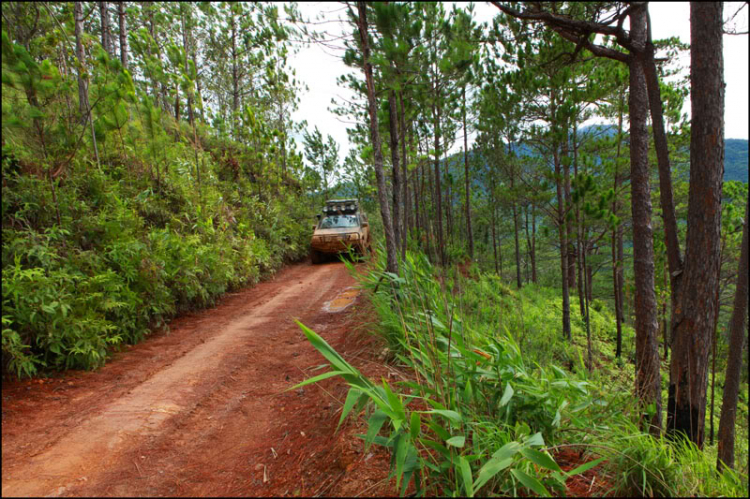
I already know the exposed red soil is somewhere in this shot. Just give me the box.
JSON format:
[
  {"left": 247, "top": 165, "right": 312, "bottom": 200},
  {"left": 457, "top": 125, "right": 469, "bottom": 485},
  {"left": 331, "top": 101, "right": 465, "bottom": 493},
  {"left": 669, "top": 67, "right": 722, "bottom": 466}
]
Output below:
[
  {"left": 554, "top": 448, "right": 612, "bottom": 497},
  {"left": 1, "top": 261, "right": 400, "bottom": 497}
]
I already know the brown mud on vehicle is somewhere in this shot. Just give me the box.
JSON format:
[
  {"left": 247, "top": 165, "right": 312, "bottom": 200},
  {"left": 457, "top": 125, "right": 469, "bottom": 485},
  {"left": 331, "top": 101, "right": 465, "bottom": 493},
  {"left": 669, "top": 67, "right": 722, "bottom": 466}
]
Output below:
[{"left": 310, "top": 199, "right": 371, "bottom": 264}]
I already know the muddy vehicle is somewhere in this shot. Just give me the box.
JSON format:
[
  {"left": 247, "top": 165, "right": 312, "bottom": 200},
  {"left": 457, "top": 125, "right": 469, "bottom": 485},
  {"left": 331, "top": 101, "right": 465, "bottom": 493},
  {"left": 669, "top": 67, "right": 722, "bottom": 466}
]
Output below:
[{"left": 310, "top": 199, "right": 371, "bottom": 264}]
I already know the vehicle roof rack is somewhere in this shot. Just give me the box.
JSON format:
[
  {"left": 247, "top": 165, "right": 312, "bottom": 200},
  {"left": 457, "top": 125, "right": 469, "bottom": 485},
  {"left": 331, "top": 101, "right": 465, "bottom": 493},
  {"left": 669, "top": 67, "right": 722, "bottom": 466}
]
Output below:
[{"left": 323, "top": 199, "right": 358, "bottom": 215}]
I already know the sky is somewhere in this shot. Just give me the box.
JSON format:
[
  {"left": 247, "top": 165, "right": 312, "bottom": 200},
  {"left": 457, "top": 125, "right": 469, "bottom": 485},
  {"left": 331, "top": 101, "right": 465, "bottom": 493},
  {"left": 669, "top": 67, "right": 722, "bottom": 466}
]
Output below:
[{"left": 286, "top": 2, "right": 749, "bottom": 160}]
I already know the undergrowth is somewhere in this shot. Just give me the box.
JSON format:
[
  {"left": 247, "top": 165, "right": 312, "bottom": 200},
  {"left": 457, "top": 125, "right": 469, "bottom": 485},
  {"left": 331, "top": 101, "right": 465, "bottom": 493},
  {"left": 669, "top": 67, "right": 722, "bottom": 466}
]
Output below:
[
  {"left": 296, "top": 248, "right": 748, "bottom": 497},
  {"left": 2, "top": 140, "right": 310, "bottom": 378}
]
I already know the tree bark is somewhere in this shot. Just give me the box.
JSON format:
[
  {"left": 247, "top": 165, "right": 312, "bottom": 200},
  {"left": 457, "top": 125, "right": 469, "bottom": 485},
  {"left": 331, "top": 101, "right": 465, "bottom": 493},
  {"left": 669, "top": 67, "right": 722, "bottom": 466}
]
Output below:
[
  {"left": 231, "top": 14, "right": 239, "bottom": 138},
  {"left": 488, "top": 162, "right": 499, "bottom": 275},
  {"left": 181, "top": 4, "right": 194, "bottom": 126},
  {"left": 432, "top": 97, "right": 445, "bottom": 266},
  {"left": 667, "top": 2, "right": 724, "bottom": 447},
  {"left": 531, "top": 203, "right": 536, "bottom": 283},
  {"left": 388, "top": 90, "right": 402, "bottom": 255},
  {"left": 643, "top": 10, "right": 684, "bottom": 354},
  {"left": 717, "top": 199, "right": 749, "bottom": 470},
  {"left": 507, "top": 142, "right": 522, "bottom": 289},
  {"left": 562, "top": 131, "right": 576, "bottom": 293},
  {"left": 118, "top": 2, "right": 128, "bottom": 70},
  {"left": 74, "top": 2, "right": 89, "bottom": 122},
  {"left": 399, "top": 91, "right": 409, "bottom": 258},
  {"left": 99, "top": 2, "right": 112, "bottom": 56},
  {"left": 614, "top": 91, "right": 625, "bottom": 359},
  {"left": 629, "top": 5, "right": 662, "bottom": 436},
  {"left": 463, "top": 86, "right": 474, "bottom": 259},
  {"left": 613, "top": 226, "right": 622, "bottom": 358},
  {"left": 555, "top": 146, "right": 572, "bottom": 340},
  {"left": 356, "top": 1, "right": 398, "bottom": 275}
]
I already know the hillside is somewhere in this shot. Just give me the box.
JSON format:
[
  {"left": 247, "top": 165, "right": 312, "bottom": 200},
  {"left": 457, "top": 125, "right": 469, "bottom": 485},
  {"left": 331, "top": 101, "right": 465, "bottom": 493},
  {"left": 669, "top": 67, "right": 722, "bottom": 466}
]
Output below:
[{"left": 726, "top": 138, "right": 749, "bottom": 182}]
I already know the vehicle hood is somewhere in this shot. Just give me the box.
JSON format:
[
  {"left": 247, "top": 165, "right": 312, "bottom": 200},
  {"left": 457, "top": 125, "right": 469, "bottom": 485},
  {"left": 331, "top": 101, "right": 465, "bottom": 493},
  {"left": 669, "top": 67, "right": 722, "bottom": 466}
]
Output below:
[{"left": 313, "top": 228, "right": 360, "bottom": 236}]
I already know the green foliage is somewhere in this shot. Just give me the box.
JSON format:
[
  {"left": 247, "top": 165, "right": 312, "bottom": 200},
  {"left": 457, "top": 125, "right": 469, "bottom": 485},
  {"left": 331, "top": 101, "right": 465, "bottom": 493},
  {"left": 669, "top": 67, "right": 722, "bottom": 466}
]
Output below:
[
  {"left": 298, "top": 250, "right": 614, "bottom": 496},
  {"left": 299, "top": 249, "right": 746, "bottom": 496},
  {"left": 1, "top": 9, "right": 311, "bottom": 377}
]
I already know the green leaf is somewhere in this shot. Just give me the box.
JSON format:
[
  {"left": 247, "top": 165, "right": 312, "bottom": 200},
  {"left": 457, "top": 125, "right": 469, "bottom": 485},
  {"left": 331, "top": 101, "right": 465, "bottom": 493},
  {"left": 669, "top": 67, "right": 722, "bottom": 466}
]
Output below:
[
  {"left": 474, "top": 456, "right": 513, "bottom": 492},
  {"left": 499, "top": 382, "right": 514, "bottom": 407},
  {"left": 566, "top": 457, "right": 605, "bottom": 477},
  {"left": 492, "top": 441, "right": 522, "bottom": 461},
  {"left": 459, "top": 455, "right": 474, "bottom": 497},
  {"left": 338, "top": 388, "right": 362, "bottom": 430},
  {"left": 511, "top": 468, "right": 551, "bottom": 497},
  {"left": 364, "top": 410, "right": 388, "bottom": 451},
  {"left": 520, "top": 447, "right": 562, "bottom": 472},
  {"left": 288, "top": 370, "right": 347, "bottom": 390},
  {"left": 410, "top": 412, "right": 421, "bottom": 439},
  {"left": 382, "top": 378, "right": 405, "bottom": 421},
  {"left": 446, "top": 435, "right": 466, "bottom": 447},
  {"left": 524, "top": 432, "right": 545, "bottom": 447},
  {"left": 424, "top": 409, "right": 462, "bottom": 425},
  {"left": 420, "top": 439, "right": 452, "bottom": 460}
]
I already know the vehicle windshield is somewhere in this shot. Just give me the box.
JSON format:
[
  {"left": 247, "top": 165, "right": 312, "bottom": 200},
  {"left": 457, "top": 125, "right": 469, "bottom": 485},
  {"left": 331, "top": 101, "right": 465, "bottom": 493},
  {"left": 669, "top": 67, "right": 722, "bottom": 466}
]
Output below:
[{"left": 319, "top": 214, "right": 359, "bottom": 229}]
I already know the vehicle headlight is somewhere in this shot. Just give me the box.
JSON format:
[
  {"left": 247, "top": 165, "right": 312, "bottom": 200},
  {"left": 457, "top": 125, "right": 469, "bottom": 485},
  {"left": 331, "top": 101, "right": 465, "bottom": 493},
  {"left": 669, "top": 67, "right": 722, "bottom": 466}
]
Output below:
[{"left": 348, "top": 233, "right": 360, "bottom": 240}]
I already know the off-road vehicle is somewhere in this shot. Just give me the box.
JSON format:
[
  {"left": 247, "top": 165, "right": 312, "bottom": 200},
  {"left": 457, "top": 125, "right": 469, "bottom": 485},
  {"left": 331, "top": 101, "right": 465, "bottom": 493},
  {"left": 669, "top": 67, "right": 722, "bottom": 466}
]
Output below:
[{"left": 310, "top": 199, "right": 370, "bottom": 264}]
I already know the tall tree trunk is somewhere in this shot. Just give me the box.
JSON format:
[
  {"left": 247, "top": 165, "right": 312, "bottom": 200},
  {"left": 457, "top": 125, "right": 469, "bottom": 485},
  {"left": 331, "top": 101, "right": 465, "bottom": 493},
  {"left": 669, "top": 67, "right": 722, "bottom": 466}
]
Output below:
[
  {"left": 613, "top": 227, "right": 623, "bottom": 358},
  {"left": 531, "top": 203, "right": 537, "bottom": 283},
  {"left": 99, "top": 2, "right": 112, "bottom": 56},
  {"left": 508, "top": 143, "right": 522, "bottom": 289},
  {"left": 576, "top": 237, "right": 586, "bottom": 315},
  {"left": 181, "top": 4, "right": 194, "bottom": 126},
  {"left": 717, "top": 200, "right": 749, "bottom": 470},
  {"left": 563, "top": 132, "right": 576, "bottom": 292},
  {"left": 613, "top": 88, "right": 625, "bottom": 359},
  {"left": 118, "top": 2, "right": 128, "bottom": 70},
  {"left": 432, "top": 97, "right": 445, "bottom": 266},
  {"left": 489, "top": 164, "right": 499, "bottom": 275},
  {"left": 573, "top": 122, "right": 585, "bottom": 316},
  {"left": 463, "top": 86, "right": 474, "bottom": 259},
  {"left": 511, "top": 191, "right": 521, "bottom": 288},
  {"left": 414, "top": 158, "right": 421, "bottom": 242},
  {"left": 74, "top": 2, "right": 89, "bottom": 122},
  {"left": 231, "top": 15, "right": 239, "bottom": 139},
  {"left": 195, "top": 46, "right": 204, "bottom": 122},
  {"left": 388, "top": 90, "right": 402, "bottom": 255},
  {"left": 709, "top": 294, "right": 718, "bottom": 445},
  {"left": 524, "top": 204, "right": 532, "bottom": 284},
  {"left": 667, "top": 2, "right": 724, "bottom": 447},
  {"left": 555, "top": 146, "right": 572, "bottom": 340},
  {"left": 399, "top": 91, "right": 409, "bottom": 258},
  {"left": 583, "top": 218, "right": 592, "bottom": 371},
  {"left": 629, "top": 5, "right": 662, "bottom": 436},
  {"left": 74, "top": 2, "right": 101, "bottom": 171},
  {"left": 356, "top": 1, "right": 398, "bottom": 275},
  {"left": 662, "top": 258, "right": 669, "bottom": 360},
  {"left": 643, "top": 8, "right": 684, "bottom": 354},
  {"left": 446, "top": 167, "right": 453, "bottom": 245}
]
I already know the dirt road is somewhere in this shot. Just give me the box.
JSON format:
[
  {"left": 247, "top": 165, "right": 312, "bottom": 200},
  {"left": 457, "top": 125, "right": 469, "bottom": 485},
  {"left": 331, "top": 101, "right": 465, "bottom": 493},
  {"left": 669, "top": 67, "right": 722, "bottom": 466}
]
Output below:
[{"left": 1, "top": 261, "right": 395, "bottom": 497}]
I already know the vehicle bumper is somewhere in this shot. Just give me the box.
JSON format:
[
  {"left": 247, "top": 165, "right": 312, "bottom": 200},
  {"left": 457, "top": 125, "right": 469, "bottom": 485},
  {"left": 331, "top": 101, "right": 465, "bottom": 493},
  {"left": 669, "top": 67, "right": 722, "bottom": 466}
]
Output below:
[{"left": 311, "top": 238, "right": 361, "bottom": 254}]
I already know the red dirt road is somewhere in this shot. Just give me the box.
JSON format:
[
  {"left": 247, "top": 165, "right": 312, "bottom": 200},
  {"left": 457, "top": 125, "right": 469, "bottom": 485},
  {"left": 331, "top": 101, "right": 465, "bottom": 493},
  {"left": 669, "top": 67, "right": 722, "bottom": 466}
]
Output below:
[{"left": 2, "top": 261, "right": 396, "bottom": 497}]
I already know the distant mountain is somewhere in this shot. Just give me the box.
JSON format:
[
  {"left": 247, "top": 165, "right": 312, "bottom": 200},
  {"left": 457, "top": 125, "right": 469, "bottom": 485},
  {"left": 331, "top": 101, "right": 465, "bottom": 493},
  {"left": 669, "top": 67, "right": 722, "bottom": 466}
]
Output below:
[
  {"left": 472, "top": 128, "right": 748, "bottom": 184},
  {"left": 725, "top": 138, "right": 749, "bottom": 183}
]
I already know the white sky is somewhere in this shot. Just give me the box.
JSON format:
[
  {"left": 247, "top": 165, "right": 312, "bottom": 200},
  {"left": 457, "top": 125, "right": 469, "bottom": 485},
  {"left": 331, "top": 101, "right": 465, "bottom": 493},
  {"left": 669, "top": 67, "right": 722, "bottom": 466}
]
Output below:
[{"left": 287, "top": 2, "right": 749, "bottom": 160}]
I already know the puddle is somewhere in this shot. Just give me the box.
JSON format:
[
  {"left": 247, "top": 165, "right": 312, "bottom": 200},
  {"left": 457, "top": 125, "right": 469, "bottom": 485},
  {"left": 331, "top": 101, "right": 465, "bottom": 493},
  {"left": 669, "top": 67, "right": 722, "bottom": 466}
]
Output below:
[{"left": 323, "top": 287, "right": 360, "bottom": 313}]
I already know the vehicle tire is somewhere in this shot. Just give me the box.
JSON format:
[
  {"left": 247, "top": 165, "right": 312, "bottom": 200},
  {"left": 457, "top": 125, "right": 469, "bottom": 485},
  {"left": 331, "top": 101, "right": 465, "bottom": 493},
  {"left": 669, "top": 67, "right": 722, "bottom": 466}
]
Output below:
[{"left": 311, "top": 249, "right": 323, "bottom": 264}]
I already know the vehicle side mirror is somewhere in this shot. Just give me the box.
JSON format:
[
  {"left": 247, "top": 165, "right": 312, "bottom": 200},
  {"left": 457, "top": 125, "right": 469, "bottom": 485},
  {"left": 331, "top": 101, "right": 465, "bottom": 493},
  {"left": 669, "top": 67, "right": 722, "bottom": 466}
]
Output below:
[
  {"left": 316, "top": 214, "right": 322, "bottom": 220},
  {"left": 361, "top": 222, "right": 369, "bottom": 227}
]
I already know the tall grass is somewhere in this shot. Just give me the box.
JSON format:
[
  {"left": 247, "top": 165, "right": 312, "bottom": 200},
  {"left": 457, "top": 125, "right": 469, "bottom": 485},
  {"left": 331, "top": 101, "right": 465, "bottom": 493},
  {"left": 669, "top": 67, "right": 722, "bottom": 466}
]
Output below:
[{"left": 296, "top": 248, "right": 748, "bottom": 497}]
